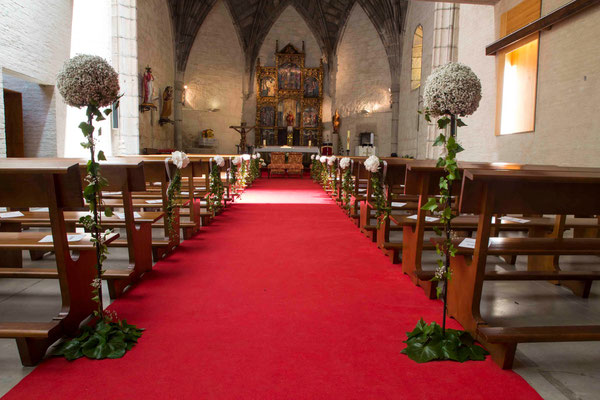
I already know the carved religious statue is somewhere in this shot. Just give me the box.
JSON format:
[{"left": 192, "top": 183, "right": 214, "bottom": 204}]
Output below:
[
  {"left": 332, "top": 109, "right": 340, "bottom": 134},
  {"left": 142, "top": 66, "right": 155, "bottom": 105},
  {"left": 286, "top": 111, "right": 295, "bottom": 133},
  {"left": 229, "top": 122, "right": 255, "bottom": 153},
  {"left": 159, "top": 86, "right": 174, "bottom": 126}
]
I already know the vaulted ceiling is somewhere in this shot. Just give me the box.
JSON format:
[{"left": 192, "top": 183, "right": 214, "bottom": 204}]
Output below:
[{"left": 167, "top": 0, "right": 408, "bottom": 79}]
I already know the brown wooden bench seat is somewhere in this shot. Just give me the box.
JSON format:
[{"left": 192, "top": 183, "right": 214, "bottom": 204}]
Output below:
[{"left": 446, "top": 168, "right": 600, "bottom": 369}]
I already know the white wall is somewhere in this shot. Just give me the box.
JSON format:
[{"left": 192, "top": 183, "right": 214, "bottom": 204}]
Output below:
[
  {"left": 335, "top": 4, "right": 392, "bottom": 156},
  {"left": 0, "top": 0, "right": 73, "bottom": 157},
  {"left": 183, "top": 0, "right": 244, "bottom": 154},
  {"left": 137, "top": 0, "right": 175, "bottom": 151},
  {"left": 396, "top": 1, "right": 435, "bottom": 158},
  {"left": 454, "top": 1, "right": 600, "bottom": 167}
]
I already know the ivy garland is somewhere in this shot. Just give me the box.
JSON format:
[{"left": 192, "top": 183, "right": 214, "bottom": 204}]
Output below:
[
  {"left": 328, "top": 165, "right": 337, "bottom": 193},
  {"left": 310, "top": 158, "right": 319, "bottom": 180},
  {"left": 239, "top": 160, "right": 248, "bottom": 187},
  {"left": 209, "top": 163, "right": 224, "bottom": 212},
  {"left": 165, "top": 168, "right": 182, "bottom": 239},
  {"left": 341, "top": 166, "right": 354, "bottom": 212},
  {"left": 250, "top": 157, "right": 260, "bottom": 181},
  {"left": 230, "top": 163, "right": 238, "bottom": 186},
  {"left": 371, "top": 169, "right": 391, "bottom": 229}
]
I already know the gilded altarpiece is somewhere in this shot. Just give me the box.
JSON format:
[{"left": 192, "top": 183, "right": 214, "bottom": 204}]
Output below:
[{"left": 255, "top": 43, "right": 323, "bottom": 147}]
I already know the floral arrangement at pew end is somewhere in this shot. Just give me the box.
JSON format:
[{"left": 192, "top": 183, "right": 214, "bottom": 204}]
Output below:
[
  {"left": 403, "top": 62, "right": 484, "bottom": 363},
  {"left": 327, "top": 155, "right": 337, "bottom": 192},
  {"left": 365, "top": 155, "right": 391, "bottom": 229},
  {"left": 230, "top": 156, "right": 241, "bottom": 185},
  {"left": 240, "top": 154, "right": 251, "bottom": 187},
  {"left": 340, "top": 157, "right": 353, "bottom": 211},
  {"left": 250, "top": 153, "right": 261, "bottom": 181},
  {"left": 209, "top": 156, "right": 225, "bottom": 212},
  {"left": 310, "top": 154, "right": 319, "bottom": 180},
  {"left": 165, "top": 151, "right": 190, "bottom": 239},
  {"left": 319, "top": 155, "right": 328, "bottom": 187},
  {"left": 53, "top": 54, "right": 143, "bottom": 360}
]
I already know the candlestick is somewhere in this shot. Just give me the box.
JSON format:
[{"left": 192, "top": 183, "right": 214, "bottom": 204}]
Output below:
[
  {"left": 346, "top": 130, "right": 350, "bottom": 151},
  {"left": 370, "top": 132, "right": 374, "bottom": 145}
]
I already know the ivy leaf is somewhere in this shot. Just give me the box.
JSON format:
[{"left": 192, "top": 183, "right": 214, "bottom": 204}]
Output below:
[
  {"left": 78, "top": 122, "right": 94, "bottom": 136},
  {"left": 424, "top": 113, "right": 431, "bottom": 122},
  {"left": 457, "top": 118, "right": 467, "bottom": 127},
  {"left": 433, "top": 134, "right": 446, "bottom": 147},
  {"left": 104, "top": 108, "right": 113, "bottom": 116},
  {"left": 98, "top": 150, "right": 107, "bottom": 161},
  {"left": 421, "top": 197, "right": 438, "bottom": 212},
  {"left": 438, "top": 117, "right": 451, "bottom": 130},
  {"left": 104, "top": 206, "right": 113, "bottom": 217}
]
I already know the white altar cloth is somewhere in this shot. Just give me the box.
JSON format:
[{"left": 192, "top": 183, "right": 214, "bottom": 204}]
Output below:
[{"left": 258, "top": 146, "right": 319, "bottom": 154}]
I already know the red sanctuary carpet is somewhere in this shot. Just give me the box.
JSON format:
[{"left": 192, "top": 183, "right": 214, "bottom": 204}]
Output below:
[{"left": 3, "top": 177, "right": 541, "bottom": 399}]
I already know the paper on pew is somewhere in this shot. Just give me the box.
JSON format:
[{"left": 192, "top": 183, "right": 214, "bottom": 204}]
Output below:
[
  {"left": 458, "top": 238, "right": 493, "bottom": 249},
  {"left": 103, "top": 191, "right": 121, "bottom": 195},
  {"left": 0, "top": 207, "right": 7, "bottom": 212},
  {"left": 114, "top": 212, "right": 142, "bottom": 219},
  {"left": 30, "top": 207, "right": 49, "bottom": 212},
  {"left": 39, "top": 234, "right": 85, "bottom": 243},
  {"left": 391, "top": 202, "right": 407, "bottom": 208},
  {"left": 145, "top": 199, "right": 163, "bottom": 204},
  {"left": 501, "top": 216, "right": 530, "bottom": 224},
  {"left": 407, "top": 214, "right": 439, "bottom": 222},
  {"left": 181, "top": 191, "right": 189, "bottom": 195},
  {"left": 0, "top": 211, "right": 24, "bottom": 219}
]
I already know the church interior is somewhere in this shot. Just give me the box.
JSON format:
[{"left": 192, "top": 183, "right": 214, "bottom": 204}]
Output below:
[{"left": 0, "top": 0, "right": 599, "bottom": 398}]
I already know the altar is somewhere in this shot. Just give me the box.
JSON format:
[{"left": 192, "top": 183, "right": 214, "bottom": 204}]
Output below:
[{"left": 258, "top": 146, "right": 319, "bottom": 154}]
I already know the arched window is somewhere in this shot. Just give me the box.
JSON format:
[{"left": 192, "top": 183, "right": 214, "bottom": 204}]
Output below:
[{"left": 411, "top": 25, "right": 423, "bottom": 90}]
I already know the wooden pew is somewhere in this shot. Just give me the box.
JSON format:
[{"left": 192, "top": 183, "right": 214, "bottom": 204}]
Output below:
[
  {"left": 1, "top": 159, "right": 161, "bottom": 298},
  {"left": 401, "top": 160, "right": 600, "bottom": 298},
  {"left": 447, "top": 168, "right": 600, "bottom": 369},
  {"left": 0, "top": 159, "right": 118, "bottom": 365}
]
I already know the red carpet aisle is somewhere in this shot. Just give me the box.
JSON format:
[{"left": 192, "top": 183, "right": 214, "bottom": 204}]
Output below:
[{"left": 3, "top": 178, "right": 541, "bottom": 399}]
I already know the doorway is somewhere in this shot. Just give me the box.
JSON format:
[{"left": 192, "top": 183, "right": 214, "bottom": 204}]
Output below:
[{"left": 3, "top": 89, "right": 24, "bottom": 157}]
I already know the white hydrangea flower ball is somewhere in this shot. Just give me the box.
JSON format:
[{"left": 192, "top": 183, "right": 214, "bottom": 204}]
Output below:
[
  {"left": 364, "top": 155, "right": 380, "bottom": 173},
  {"left": 56, "top": 54, "right": 120, "bottom": 108},
  {"left": 339, "top": 157, "right": 351, "bottom": 169},
  {"left": 327, "top": 155, "right": 336, "bottom": 166},
  {"left": 319, "top": 156, "right": 327, "bottom": 163},
  {"left": 423, "top": 62, "right": 482, "bottom": 117},
  {"left": 242, "top": 154, "right": 251, "bottom": 161},
  {"left": 171, "top": 151, "right": 190, "bottom": 169},
  {"left": 251, "top": 154, "right": 257, "bottom": 159},
  {"left": 213, "top": 155, "right": 225, "bottom": 168},
  {"left": 232, "top": 156, "right": 242, "bottom": 166},
  {"left": 310, "top": 154, "right": 315, "bottom": 160}
]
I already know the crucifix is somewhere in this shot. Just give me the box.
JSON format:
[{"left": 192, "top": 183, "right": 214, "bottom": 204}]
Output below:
[{"left": 229, "top": 122, "right": 255, "bottom": 153}]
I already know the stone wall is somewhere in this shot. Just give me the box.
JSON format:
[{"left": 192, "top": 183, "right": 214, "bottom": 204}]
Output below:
[
  {"left": 137, "top": 0, "right": 175, "bottom": 151},
  {"left": 335, "top": 4, "right": 392, "bottom": 156},
  {"left": 0, "top": 0, "right": 73, "bottom": 157},
  {"left": 183, "top": 0, "right": 244, "bottom": 154}
]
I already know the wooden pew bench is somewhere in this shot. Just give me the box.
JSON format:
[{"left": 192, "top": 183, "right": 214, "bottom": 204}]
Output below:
[
  {"left": 0, "top": 160, "right": 118, "bottom": 365},
  {"left": 446, "top": 168, "right": 600, "bottom": 369}
]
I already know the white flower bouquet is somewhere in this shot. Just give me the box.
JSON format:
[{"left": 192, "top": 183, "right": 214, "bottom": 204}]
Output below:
[{"left": 364, "top": 155, "right": 380, "bottom": 173}]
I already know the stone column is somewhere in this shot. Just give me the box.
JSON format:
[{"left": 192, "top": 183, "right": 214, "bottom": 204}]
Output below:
[
  {"left": 425, "top": 2, "right": 459, "bottom": 159},
  {"left": 112, "top": 0, "right": 139, "bottom": 155},
  {"left": 390, "top": 81, "right": 400, "bottom": 155},
  {"left": 173, "top": 70, "right": 184, "bottom": 150}
]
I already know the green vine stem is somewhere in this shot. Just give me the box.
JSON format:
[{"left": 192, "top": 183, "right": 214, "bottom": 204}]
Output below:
[
  {"left": 421, "top": 113, "right": 465, "bottom": 333},
  {"left": 230, "top": 163, "right": 238, "bottom": 186},
  {"left": 209, "top": 162, "right": 224, "bottom": 212}
]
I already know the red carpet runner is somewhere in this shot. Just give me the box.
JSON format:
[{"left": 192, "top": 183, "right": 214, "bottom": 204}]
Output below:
[{"left": 3, "top": 178, "right": 541, "bottom": 399}]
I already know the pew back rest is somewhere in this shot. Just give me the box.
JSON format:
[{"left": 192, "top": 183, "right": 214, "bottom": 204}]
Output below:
[
  {"left": 460, "top": 169, "right": 600, "bottom": 215},
  {"left": 0, "top": 161, "right": 83, "bottom": 208}
]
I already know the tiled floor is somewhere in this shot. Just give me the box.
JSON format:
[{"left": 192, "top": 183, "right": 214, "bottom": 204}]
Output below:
[{"left": 0, "top": 226, "right": 599, "bottom": 399}]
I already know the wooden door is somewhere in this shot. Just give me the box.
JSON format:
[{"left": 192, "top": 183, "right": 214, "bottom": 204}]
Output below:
[{"left": 3, "top": 89, "right": 24, "bottom": 157}]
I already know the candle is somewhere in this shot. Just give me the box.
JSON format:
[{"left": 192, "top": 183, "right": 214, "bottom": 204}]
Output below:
[
  {"left": 370, "top": 132, "right": 374, "bottom": 145},
  {"left": 346, "top": 130, "right": 350, "bottom": 151},
  {"left": 308, "top": 139, "right": 312, "bottom": 147},
  {"left": 263, "top": 139, "right": 266, "bottom": 147}
]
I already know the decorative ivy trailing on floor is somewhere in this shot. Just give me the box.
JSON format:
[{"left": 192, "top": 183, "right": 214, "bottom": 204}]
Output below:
[{"left": 401, "top": 319, "right": 488, "bottom": 363}]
